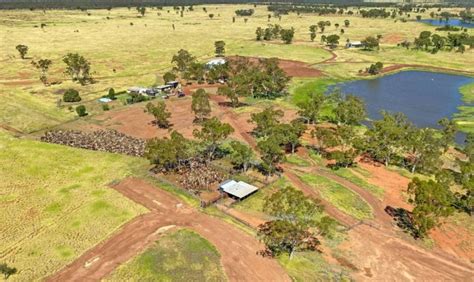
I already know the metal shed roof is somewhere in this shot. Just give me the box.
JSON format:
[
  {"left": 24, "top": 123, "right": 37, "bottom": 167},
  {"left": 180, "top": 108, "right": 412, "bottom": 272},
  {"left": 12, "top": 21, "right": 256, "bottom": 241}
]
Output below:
[
  {"left": 220, "top": 180, "right": 258, "bottom": 199},
  {"left": 206, "top": 58, "right": 226, "bottom": 66}
]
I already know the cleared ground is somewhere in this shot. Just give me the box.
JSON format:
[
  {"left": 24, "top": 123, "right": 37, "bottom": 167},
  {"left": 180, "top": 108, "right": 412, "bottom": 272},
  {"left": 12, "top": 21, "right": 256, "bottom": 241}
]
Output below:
[{"left": 0, "top": 130, "right": 148, "bottom": 281}]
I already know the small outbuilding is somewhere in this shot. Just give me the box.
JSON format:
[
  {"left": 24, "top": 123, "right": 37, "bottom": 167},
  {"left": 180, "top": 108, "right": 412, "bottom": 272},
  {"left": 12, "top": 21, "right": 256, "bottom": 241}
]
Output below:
[
  {"left": 206, "top": 58, "right": 226, "bottom": 68},
  {"left": 98, "top": 97, "right": 112, "bottom": 103},
  {"left": 154, "top": 85, "right": 173, "bottom": 92},
  {"left": 127, "top": 87, "right": 149, "bottom": 95},
  {"left": 346, "top": 41, "right": 364, "bottom": 48},
  {"left": 219, "top": 180, "right": 258, "bottom": 201}
]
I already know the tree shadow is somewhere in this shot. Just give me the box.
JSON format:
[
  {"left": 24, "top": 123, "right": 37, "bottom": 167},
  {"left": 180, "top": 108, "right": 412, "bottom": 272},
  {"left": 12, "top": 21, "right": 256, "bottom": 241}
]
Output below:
[
  {"left": 150, "top": 120, "right": 173, "bottom": 129},
  {"left": 384, "top": 206, "right": 420, "bottom": 239},
  {"left": 217, "top": 101, "right": 249, "bottom": 108}
]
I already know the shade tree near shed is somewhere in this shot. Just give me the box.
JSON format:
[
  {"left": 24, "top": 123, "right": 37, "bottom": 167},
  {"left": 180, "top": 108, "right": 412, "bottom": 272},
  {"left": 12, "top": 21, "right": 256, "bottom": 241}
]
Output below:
[
  {"left": 193, "top": 117, "right": 234, "bottom": 161},
  {"left": 163, "top": 71, "right": 177, "bottom": 83},
  {"left": 258, "top": 186, "right": 337, "bottom": 259},
  {"left": 325, "top": 34, "right": 340, "bottom": 48},
  {"left": 257, "top": 136, "right": 285, "bottom": 176},
  {"left": 229, "top": 141, "right": 254, "bottom": 172},
  {"left": 172, "top": 49, "right": 196, "bottom": 74},
  {"left": 362, "top": 36, "right": 380, "bottom": 51}
]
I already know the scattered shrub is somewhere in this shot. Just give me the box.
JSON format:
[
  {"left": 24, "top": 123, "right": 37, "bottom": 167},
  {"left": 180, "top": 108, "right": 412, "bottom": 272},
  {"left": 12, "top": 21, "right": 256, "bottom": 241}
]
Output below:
[
  {"left": 63, "top": 89, "right": 81, "bottom": 102},
  {"left": 76, "top": 105, "right": 88, "bottom": 117}
]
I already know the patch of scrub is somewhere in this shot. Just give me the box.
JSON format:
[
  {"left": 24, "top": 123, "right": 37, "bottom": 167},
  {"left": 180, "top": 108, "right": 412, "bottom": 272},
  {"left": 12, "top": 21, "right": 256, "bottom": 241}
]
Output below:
[
  {"left": 106, "top": 229, "right": 226, "bottom": 282},
  {"left": 298, "top": 173, "right": 373, "bottom": 220}
]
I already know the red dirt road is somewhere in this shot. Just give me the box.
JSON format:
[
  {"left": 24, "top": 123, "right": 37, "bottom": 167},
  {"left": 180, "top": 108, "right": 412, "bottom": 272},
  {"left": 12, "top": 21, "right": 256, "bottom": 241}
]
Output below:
[
  {"left": 47, "top": 178, "right": 289, "bottom": 282},
  {"left": 282, "top": 167, "right": 473, "bottom": 281}
]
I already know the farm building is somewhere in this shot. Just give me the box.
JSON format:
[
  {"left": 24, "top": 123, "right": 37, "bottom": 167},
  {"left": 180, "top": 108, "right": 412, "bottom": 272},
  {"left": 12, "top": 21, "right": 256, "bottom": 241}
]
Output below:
[
  {"left": 154, "top": 85, "right": 173, "bottom": 92},
  {"left": 98, "top": 97, "right": 112, "bottom": 103},
  {"left": 166, "top": 81, "right": 179, "bottom": 88},
  {"left": 346, "top": 41, "right": 365, "bottom": 48},
  {"left": 127, "top": 86, "right": 149, "bottom": 94},
  {"left": 206, "top": 58, "right": 226, "bottom": 68},
  {"left": 219, "top": 180, "right": 258, "bottom": 201}
]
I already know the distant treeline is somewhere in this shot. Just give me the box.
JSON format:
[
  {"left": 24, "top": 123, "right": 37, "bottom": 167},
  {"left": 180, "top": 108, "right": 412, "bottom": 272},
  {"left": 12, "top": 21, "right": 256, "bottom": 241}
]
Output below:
[
  {"left": 0, "top": 0, "right": 370, "bottom": 10},
  {"left": 0, "top": 0, "right": 471, "bottom": 10}
]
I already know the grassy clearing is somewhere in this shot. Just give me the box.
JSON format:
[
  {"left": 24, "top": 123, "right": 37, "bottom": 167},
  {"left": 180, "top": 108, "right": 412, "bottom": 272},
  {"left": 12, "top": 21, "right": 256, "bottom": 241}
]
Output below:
[
  {"left": 0, "top": 132, "right": 148, "bottom": 280},
  {"left": 106, "top": 229, "right": 226, "bottom": 281},
  {"left": 278, "top": 251, "right": 351, "bottom": 282},
  {"left": 290, "top": 77, "right": 340, "bottom": 106},
  {"left": 233, "top": 177, "right": 289, "bottom": 219},
  {"left": 285, "top": 154, "right": 311, "bottom": 167},
  {"left": 332, "top": 167, "right": 384, "bottom": 199},
  {"left": 454, "top": 106, "right": 474, "bottom": 134},
  {"left": 454, "top": 82, "right": 474, "bottom": 133},
  {"left": 459, "top": 81, "right": 474, "bottom": 104},
  {"left": 298, "top": 173, "right": 373, "bottom": 220}
]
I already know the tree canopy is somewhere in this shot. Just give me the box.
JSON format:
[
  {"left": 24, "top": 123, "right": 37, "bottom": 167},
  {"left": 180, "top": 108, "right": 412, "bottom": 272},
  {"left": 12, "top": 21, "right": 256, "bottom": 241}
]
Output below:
[
  {"left": 63, "top": 53, "right": 93, "bottom": 85},
  {"left": 191, "top": 88, "right": 211, "bottom": 122},
  {"left": 146, "top": 101, "right": 171, "bottom": 129},
  {"left": 258, "top": 186, "right": 336, "bottom": 258}
]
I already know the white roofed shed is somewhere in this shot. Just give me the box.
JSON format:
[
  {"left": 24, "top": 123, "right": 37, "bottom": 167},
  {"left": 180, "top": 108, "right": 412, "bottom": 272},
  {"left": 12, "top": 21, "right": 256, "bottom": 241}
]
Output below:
[{"left": 219, "top": 180, "right": 258, "bottom": 200}]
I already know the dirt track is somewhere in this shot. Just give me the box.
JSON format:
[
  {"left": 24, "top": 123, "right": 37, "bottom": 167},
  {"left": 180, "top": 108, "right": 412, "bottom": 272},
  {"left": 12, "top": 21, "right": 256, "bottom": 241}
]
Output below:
[{"left": 47, "top": 178, "right": 289, "bottom": 282}]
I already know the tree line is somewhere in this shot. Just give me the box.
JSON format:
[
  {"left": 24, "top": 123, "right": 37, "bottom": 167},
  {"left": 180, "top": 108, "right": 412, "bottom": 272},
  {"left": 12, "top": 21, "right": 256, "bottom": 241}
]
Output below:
[
  {"left": 404, "top": 30, "right": 474, "bottom": 53},
  {"left": 255, "top": 24, "right": 295, "bottom": 44}
]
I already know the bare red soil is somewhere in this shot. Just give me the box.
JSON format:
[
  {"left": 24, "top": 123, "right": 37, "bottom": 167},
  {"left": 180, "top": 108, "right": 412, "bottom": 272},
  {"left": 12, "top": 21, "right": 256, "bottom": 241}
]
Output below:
[
  {"left": 84, "top": 95, "right": 252, "bottom": 144},
  {"left": 382, "top": 33, "right": 404, "bottom": 44},
  {"left": 47, "top": 178, "right": 289, "bottom": 282},
  {"left": 227, "top": 56, "right": 323, "bottom": 77},
  {"left": 430, "top": 223, "right": 474, "bottom": 262},
  {"left": 357, "top": 158, "right": 412, "bottom": 211}
]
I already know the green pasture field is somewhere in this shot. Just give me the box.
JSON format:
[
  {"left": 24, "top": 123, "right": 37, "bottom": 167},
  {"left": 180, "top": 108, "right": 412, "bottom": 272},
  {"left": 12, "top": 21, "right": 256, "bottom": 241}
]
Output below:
[
  {"left": 455, "top": 82, "right": 474, "bottom": 133},
  {"left": 332, "top": 167, "right": 385, "bottom": 199},
  {"left": 298, "top": 173, "right": 373, "bottom": 220},
  {"left": 0, "top": 131, "right": 148, "bottom": 280},
  {"left": 106, "top": 228, "right": 226, "bottom": 281},
  {"left": 1, "top": 5, "right": 473, "bottom": 133}
]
